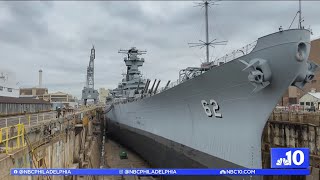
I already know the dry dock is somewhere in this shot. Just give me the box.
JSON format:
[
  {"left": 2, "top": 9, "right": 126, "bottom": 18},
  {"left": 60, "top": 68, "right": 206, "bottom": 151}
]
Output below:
[
  {"left": 262, "top": 111, "right": 320, "bottom": 180},
  {"left": 0, "top": 105, "right": 104, "bottom": 180},
  {"left": 101, "top": 139, "right": 159, "bottom": 180},
  {"left": 1, "top": 106, "right": 320, "bottom": 180}
]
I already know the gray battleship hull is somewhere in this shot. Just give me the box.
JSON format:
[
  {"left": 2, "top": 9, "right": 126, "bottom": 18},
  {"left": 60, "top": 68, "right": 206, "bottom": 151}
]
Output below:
[{"left": 106, "top": 29, "right": 312, "bottom": 179}]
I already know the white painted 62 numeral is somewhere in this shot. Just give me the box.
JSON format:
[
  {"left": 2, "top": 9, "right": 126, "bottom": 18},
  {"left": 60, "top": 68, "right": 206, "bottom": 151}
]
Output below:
[{"left": 201, "top": 99, "right": 222, "bottom": 118}]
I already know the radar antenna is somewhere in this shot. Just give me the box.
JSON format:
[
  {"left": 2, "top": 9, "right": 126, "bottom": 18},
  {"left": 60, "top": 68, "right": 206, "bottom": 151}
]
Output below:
[
  {"left": 188, "top": 0, "right": 227, "bottom": 63},
  {"left": 118, "top": 47, "right": 147, "bottom": 59}
]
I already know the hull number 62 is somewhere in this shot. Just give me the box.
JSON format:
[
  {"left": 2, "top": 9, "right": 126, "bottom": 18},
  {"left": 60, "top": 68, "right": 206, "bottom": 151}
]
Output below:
[{"left": 201, "top": 99, "right": 222, "bottom": 118}]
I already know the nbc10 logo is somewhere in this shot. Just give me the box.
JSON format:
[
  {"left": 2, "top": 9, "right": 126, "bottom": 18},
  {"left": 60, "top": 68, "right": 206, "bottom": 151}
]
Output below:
[{"left": 271, "top": 148, "right": 309, "bottom": 169}]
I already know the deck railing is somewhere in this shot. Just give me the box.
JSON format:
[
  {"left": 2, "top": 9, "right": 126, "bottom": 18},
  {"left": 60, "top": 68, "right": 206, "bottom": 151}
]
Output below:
[
  {"left": 215, "top": 40, "right": 257, "bottom": 63},
  {"left": 161, "top": 40, "right": 258, "bottom": 93}
]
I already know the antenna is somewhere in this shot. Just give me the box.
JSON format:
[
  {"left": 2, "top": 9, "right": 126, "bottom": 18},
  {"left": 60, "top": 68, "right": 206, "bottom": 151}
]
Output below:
[
  {"left": 188, "top": 0, "right": 227, "bottom": 63},
  {"left": 289, "top": 0, "right": 304, "bottom": 29},
  {"left": 118, "top": 48, "right": 147, "bottom": 55},
  {"left": 298, "top": 0, "right": 303, "bottom": 29}
]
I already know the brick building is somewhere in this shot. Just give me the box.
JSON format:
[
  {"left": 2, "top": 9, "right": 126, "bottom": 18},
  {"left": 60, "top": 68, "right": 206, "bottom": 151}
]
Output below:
[{"left": 20, "top": 87, "right": 48, "bottom": 98}]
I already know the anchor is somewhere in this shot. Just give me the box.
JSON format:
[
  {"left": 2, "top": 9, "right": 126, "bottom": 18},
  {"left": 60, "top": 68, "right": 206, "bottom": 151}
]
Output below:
[
  {"left": 292, "top": 60, "right": 319, "bottom": 89},
  {"left": 239, "top": 58, "right": 272, "bottom": 93}
]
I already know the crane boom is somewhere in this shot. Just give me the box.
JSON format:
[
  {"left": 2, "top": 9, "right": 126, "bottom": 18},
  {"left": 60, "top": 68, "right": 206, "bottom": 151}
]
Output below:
[{"left": 82, "top": 46, "right": 99, "bottom": 105}]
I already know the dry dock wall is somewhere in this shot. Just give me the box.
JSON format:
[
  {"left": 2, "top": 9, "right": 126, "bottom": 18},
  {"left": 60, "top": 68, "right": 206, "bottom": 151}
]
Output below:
[
  {"left": 262, "top": 111, "right": 320, "bottom": 180},
  {"left": 0, "top": 108, "right": 104, "bottom": 180}
]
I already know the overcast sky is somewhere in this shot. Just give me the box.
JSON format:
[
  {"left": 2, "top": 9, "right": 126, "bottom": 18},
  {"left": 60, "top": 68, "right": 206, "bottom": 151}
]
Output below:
[{"left": 0, "top": 1, "right": 319, "bottom": 98}]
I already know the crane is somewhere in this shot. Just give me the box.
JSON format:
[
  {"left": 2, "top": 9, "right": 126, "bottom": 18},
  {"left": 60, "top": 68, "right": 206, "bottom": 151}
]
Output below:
[{"left": 82, "top": 46, "right": 99, "bottom": 105}]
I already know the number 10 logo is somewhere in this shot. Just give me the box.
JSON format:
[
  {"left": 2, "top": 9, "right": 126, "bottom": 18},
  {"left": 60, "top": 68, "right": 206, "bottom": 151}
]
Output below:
[
  {"left": 271, "top": 148, "right": 309, "bottom": 169},
  {"left": 283, "top": 150, "right": 305, "bottom": 166}
]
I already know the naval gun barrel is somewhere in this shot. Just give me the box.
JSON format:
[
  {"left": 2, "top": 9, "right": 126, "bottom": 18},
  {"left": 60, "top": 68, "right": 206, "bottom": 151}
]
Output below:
[
  {"left": 143, "top": 79, "right": 150, "bottom": 94},
  {"left": 153, "top": 80, "right": 161, "bottom": 94},
  {"left": 149, "top": 79, "right": 157, "bottom": 94},
  {"left": 164, "top": 80, "right": 171, "bottom": 90}
]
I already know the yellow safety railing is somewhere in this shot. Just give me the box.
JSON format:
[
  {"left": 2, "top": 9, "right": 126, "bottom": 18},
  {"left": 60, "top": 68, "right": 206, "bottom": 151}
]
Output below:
[{"left": 0, "top": 124, "right": 25, "bottom": 154}]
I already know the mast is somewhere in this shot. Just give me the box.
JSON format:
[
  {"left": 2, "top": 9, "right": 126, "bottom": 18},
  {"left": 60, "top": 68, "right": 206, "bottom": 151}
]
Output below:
[
  {"left": 288, "top": 0, "right": 304, "bottom": 29},
  {"left": 298, "top": 0, "right": 302, "bottom": 29},
  {"left": 188, "top": 0, "right": 227, "bottom": 65},
  {"left": 205, "top": 1, "right": 209, "bottom": 63}
]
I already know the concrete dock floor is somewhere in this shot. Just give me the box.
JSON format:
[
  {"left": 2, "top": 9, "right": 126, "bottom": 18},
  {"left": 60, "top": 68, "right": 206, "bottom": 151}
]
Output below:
[{"left": 100, "top": 139, "right": 161, "bottom": 180}]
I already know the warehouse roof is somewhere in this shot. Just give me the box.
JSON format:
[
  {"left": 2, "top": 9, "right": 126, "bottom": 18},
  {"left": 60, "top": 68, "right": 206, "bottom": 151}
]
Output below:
[
  {"left": 0, "top": 96, "right": 51, "bottom": 104},
  {"left": 308, "top": 92, "right": 320, "bottom": 99}
]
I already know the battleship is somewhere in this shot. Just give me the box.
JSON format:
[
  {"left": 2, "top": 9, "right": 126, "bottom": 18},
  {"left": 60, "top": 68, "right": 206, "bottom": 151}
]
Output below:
[{"left": 105, "top": 1, "right": 317, "bottom": 179}]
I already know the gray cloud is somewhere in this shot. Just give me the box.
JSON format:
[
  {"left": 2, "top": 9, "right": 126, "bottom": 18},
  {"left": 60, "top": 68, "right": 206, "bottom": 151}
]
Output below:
[
  {"left": 0, "top": 1, "right": 52, "bottom": 46},
  {"left": 0, "top": 1, "right": 319, "bottom": 98}
]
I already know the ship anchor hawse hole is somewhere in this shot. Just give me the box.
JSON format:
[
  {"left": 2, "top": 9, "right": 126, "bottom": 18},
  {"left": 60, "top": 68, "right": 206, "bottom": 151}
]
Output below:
[{"left": 296, "top": 42, "right": 307, "bottom": 62}]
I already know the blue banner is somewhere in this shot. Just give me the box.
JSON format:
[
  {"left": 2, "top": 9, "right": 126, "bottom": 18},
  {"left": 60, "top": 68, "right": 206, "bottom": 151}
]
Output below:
[
  {"left": 10, "top": 168, "right": 310, "bottom": 176},
  {"left": 271, "top": 148, "right": 309, "bottom": 169}
]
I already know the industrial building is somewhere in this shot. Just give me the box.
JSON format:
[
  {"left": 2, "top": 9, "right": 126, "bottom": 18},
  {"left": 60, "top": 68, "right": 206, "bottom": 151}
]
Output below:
[
  {"left": 0, "top": 96, "right": 51, "bottom": 116},
  {"left": 19, "top": 87, "right": 48, "bottom": 98},
  {"left": 39, "top": 91, "right": 77, "bottom": 109},
  {"left": 0, "top": 69, "right": 52, "bottom": 116},
  {"left": 19, "top": 69, "right": 48, "bottom": 99},
  {"left": 40, "top": 91, "right": 74, "bottom": 102},
  {"left": 18, "top": 70, "right": 78, "bottom": 109}
]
